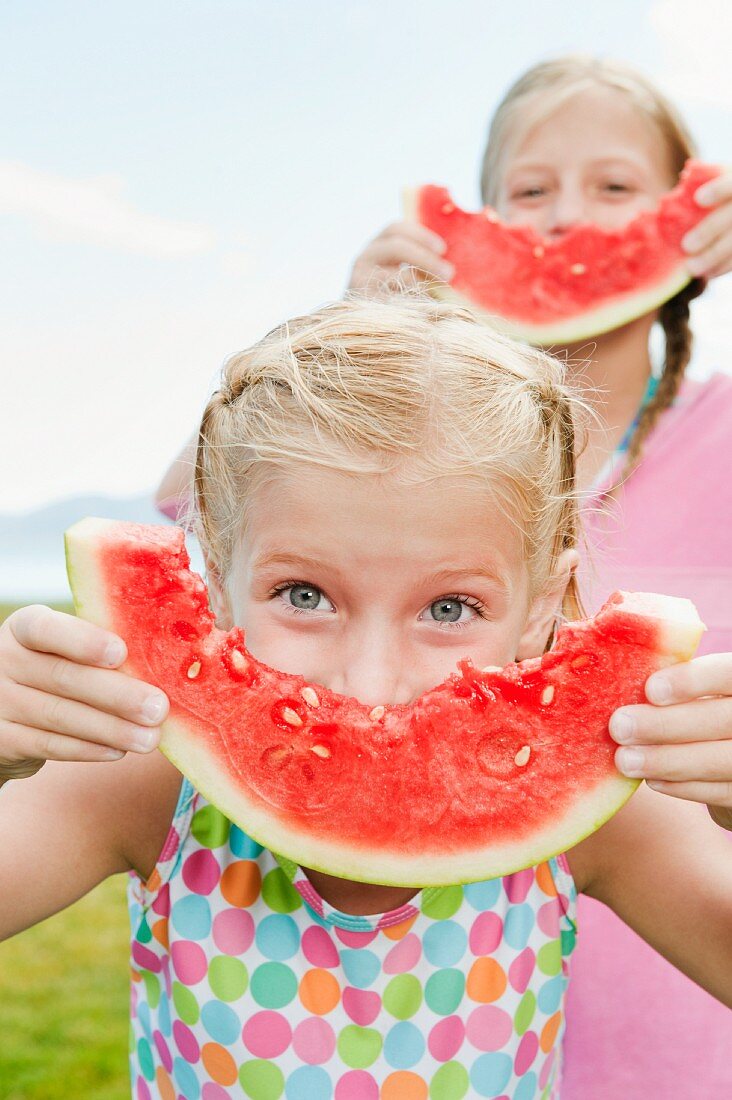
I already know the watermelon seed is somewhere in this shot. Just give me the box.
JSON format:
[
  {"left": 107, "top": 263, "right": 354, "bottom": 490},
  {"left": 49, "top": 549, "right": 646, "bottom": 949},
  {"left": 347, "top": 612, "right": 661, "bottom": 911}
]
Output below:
[
  {"left": 541, "top": 685, "right": 555, "bottom": 705},
  {"left": 230, "top": 649, "right": 247, "bottom": 672},
  {"left": 533, "top": 245, "right": 545, "bottom": 258},
  {"left": 187, "top": 660, "right": 202, "bottom": 679},
  {"left": 282, "top": 707, "right": 304, "bottom": 728},
  {"left": 570, "top": 263, "right": 586, "bottom": 275},
  {"left": 310, "top": 744, "right": 331, "bottom": 759},
  {"left": 369, "top": 706, "right": 385, "bottom": 721},
  {"left": 514, "top": 745, "right": 531, "bottom": 767},
  {"left": 301, "top": 687, "right": 320, "bottom": 708},
  {"left": 484, "top": 209, "right": 499, "bottom": 223},
  {"left": 441, "top": 202, "right": 455, "bottom": 214},
  {"left": 571, "top": 654, "right": 590, "bottom": 669},
  {"left": 481, "top": 665, "right": 502, "bottom": 674}
]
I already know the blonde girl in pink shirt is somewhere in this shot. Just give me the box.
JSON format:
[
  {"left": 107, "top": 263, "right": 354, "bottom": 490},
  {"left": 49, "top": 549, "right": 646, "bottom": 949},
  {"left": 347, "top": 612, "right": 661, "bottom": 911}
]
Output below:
[{"left": 348, "top": 57, "right": 732, "bottom": 1098}]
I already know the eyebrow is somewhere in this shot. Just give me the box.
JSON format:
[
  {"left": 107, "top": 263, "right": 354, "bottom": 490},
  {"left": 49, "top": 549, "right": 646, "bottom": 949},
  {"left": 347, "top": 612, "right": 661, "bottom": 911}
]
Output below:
[
  {"left": 253, "top": 553, "right": 511, "bottom": 593},
  {"left": 252, "top": 551, "right": 347, "bottom": 579}
]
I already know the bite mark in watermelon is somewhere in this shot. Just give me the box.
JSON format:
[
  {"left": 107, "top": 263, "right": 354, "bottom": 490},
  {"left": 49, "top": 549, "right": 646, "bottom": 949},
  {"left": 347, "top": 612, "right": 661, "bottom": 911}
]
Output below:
[
  {"left": 406, "top": 160, "right": 720, "bottom": 345},
  {"left": 65, "top": 518, "right": 704, "bottom": 886}
]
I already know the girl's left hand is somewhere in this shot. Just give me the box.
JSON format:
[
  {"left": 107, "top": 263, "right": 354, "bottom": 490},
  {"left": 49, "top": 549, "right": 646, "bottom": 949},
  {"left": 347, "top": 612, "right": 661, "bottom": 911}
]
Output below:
[
  {"left": 684, "top": 171, "right": 732, "bottom": 280},
  {"left": 609, "top": 653, "right": 732, "bottom": 831}
]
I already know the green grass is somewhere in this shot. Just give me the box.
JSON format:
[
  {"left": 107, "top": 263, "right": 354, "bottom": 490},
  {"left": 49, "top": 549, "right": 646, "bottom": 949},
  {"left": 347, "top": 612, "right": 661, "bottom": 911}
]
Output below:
[{"left": 0, "top": 603, "right": 131, "bottom": 1099}]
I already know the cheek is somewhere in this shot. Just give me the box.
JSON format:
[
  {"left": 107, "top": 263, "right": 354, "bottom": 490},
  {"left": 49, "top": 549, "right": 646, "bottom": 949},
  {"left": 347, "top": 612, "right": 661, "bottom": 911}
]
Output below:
[{"left": 241, "top": 608, "right": 333, "bottom": 681}]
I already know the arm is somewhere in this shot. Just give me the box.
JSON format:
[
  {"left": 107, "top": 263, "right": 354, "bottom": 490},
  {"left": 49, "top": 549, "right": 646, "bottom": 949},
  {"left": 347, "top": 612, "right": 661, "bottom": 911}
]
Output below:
[
  {"left": 569, "top": 783, "right": 732, "bottom": 1008},
  {"left": 0, "top": 605, "right": 173, "bottom": 940},
  {"left": 568, "top": 650, "right": 732, "bottom": 1006},
  {"left": 155, "top": 435, "right": 197, "bottom": 520}
]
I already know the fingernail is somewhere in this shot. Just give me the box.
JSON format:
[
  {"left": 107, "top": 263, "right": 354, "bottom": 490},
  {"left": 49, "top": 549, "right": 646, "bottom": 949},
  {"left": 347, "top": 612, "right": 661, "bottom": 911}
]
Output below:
[
  {"left": 140, "top": 694, "right": 167, "bottom": 724},
  {"left": 104, "top": 639, "right": 126, "bottom": 666},
  {"left": 131, "top": 726, "right": 158, "bottom": 752},
  {"left": 617, "top": 747, "right": 645, "bottom": 776},
  {"left": 610, "top": 711, "right": 635, "bottom": 742},
  {"left": 682, "top": 230, "right": 701, "bottom": 251},
  {"left": 686, "top": 257, "right": 706, "bottom": 276},
  {"left": 100, "top": 748, "right": 125, "bottom": 760},
  {"left": 646, "top": 675, "right": 671, "bottom": 704}
]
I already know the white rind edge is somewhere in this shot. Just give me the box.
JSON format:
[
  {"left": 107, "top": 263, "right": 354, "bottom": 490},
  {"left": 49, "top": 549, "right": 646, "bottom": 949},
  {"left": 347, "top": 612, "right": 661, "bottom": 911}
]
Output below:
[
  {"left": 402, "top": 187, "right": 693, "bottom": 346},
  {"left": 65, "top": 517, "right": 118, "bottom": 629}
]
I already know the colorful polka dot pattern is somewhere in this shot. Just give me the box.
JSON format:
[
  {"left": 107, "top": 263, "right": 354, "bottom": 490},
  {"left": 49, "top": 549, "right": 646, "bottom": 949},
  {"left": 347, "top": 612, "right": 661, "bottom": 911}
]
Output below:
[{"left": 128, "top": 780, "right": 576, "bottom": 1099}]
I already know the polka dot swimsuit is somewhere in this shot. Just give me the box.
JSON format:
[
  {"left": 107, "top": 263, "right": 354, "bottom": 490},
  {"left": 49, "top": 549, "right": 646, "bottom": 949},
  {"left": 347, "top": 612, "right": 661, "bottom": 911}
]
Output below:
[{"left": 129, "top": 780, "right": 577, "bottom": 1099}]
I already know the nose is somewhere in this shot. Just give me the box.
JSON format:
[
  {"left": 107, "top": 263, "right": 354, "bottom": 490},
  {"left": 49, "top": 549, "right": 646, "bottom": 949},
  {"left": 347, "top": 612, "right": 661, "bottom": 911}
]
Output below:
[
  {"left": 546, "top": 184, "right": 585, "bottom": 238},
  {"left": 335, "top": 619, "right": 415, "bottom": 707}
]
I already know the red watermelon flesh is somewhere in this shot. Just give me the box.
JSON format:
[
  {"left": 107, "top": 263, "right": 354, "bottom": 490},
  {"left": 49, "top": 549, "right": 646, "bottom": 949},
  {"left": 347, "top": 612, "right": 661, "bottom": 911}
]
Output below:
[
  {"left": 65, "top": 518, "right": 704, "bottom": 886},
  {"left": 406, "top": 159, "right": 720, "bottom": 346}
]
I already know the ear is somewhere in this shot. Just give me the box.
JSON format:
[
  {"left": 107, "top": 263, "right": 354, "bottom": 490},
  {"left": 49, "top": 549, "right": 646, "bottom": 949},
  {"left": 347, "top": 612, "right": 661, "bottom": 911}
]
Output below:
[
  {"left": 515, "top": 549, "right": 579, "bottom": 661},
  {"left": 202, "top": 550, "right": 234, "bottom": 630}
]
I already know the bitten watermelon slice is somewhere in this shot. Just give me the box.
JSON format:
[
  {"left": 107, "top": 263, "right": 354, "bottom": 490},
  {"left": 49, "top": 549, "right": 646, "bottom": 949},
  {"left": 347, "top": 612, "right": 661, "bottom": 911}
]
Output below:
[
  {"left": 65, "top": 518, "right": 704, "bottom": 886},
  {"left": 406, "top": 159, "right": 720, "bottom": 345}
]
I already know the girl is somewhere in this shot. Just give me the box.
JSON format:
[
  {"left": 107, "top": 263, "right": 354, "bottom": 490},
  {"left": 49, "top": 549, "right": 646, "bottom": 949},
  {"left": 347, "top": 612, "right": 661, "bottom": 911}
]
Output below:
[
  {"left": 347, "top": 57, "right": 732, "bottom": 1098},
  {"left": 1, "top": 295, "right": 732, "bottom": 1100}
]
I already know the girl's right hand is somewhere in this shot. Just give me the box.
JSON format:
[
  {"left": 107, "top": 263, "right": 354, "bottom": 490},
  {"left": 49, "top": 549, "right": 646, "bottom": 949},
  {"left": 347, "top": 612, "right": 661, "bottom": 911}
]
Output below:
[
  {"left": 348, "top": 221, "right": 453, "bottom": 293},
  {"left": 0, "top": 605, "right": 169, "bottom": 783}
]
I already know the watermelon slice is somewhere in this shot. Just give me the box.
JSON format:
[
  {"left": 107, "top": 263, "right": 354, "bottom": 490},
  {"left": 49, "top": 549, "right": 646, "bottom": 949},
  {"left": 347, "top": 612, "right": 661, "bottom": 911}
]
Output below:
[
  {"left": 65, "top": 518, "right": 704, "bottom": 887},
  {"left": 405, "top": 159, "right": 720, "bottom": 345}
]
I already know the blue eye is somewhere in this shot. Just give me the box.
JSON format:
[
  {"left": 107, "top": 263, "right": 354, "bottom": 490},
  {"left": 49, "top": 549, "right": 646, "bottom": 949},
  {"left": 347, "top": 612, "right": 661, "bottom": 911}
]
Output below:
[
  {"left": 423, "top": 594, "right": 486, "bottom": 627},
  {"left": 273, "top": 582, "right": 335, "bottom": 614},
  {"left": 430, "top": 598, "right": 464, "bottom": 623}
]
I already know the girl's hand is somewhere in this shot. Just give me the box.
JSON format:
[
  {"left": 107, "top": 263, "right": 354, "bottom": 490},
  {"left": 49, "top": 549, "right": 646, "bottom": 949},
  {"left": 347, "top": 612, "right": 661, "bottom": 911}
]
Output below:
[
  {"left": 609, "top": 653, "right": 732, "bottom": 831},
  {"left": 0, "top": 605, "right": 169, "bottom": 783},
  {"left": 348, "top": 221, "right": 453, "bottom": 293},
  {"left": 684, "top": 171, "right": 732, "bottom": 280}
]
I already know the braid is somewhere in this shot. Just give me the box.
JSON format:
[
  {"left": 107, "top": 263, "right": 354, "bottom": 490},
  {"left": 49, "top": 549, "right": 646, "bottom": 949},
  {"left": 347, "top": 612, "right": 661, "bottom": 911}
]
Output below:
[{"left": 620, "top": 279, "right": 703, "bottom": 481}]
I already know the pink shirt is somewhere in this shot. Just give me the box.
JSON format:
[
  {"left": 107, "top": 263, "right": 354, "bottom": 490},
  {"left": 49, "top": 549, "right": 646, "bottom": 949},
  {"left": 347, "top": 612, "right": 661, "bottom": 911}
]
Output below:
[{"left": 562, "top": 373, "right": 732, "bottom": 1099}]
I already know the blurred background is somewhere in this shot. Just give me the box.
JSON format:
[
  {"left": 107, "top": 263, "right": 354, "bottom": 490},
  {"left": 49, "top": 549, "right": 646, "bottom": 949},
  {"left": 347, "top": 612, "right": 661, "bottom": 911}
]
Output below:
[
  {"left": 1, "top": 1, "right": 730, "bottom": 1096},
  {"left": 2, "top": 0, "right": 732, "bottom": 603}
]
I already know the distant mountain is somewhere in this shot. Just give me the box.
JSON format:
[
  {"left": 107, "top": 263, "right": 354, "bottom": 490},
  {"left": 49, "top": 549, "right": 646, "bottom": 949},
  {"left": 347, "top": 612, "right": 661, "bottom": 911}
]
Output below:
[
  {"left": 0, "top": 493, "right": 169, "bottom": 556},
  {"left": 0, "top": 493, "right": 203, "bottom": 603}
]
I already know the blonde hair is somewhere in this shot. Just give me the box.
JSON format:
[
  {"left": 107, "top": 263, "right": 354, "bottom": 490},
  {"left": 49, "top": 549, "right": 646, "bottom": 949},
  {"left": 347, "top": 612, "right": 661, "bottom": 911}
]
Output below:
[
  {"left": 195, "top": 294, "right": 584, "bottom": 619},
  {"left": 480, "top": 55, "right": 704, "bottom": 482}
]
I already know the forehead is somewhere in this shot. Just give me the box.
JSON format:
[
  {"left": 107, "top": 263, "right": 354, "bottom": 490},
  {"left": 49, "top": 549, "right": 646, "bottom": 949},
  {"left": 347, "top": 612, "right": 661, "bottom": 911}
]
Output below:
[
  {"left": 507, "top": 85, "right": 673, "bottom": 180},
  {"left": 240, "top": 465, "right": 530, "bottom": 579}
]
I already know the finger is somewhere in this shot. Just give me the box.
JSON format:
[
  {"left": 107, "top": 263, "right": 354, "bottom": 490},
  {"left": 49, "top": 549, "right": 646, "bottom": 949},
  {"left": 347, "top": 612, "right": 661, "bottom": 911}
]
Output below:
[
  {"left": 3, "top": 683, "right": 161, "bottom": 753},
  {"left": 610, "top": 696, "right": 732, "bottom": 747},
  {"left": 645, "top": 653, "right": 732, "bottom": 705},
  {"left": 702, "top": 257, "right": 732, "bottom": 280},
  {"left": 686, "top": 238, "right": 732, "bottom": 276},
  {"left": 615, "top": 738, "right": 732, "bottom": 782},
  {"left": 0, "top": 720, "right": 127, "bottom": 768},
  {"left": 645, "top": 779, "right": 732, "bottom": 809},
  {"left": 365, "top": 237, "right": 453, "bottom": 281},
  {"left": 682, "top": 204, "right": 732, "bottom": 253},
  {"left": 7, "top": 605, "right": 126, "bottom": 668},
  {"left": 11, "top": 649, "right": 168, "bottom": 725},
  {"left": 694, "top": 171, "right": 732, "bottom": 208},
  {"left": 382, "top": 220, "right": 448, "bottom": 254}
]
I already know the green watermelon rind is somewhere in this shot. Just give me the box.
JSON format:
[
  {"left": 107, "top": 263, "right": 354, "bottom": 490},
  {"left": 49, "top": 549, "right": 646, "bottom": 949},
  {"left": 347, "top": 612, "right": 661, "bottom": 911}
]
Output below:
[{"left": 64, "top": 518, "right": 704, "bottom": 888}]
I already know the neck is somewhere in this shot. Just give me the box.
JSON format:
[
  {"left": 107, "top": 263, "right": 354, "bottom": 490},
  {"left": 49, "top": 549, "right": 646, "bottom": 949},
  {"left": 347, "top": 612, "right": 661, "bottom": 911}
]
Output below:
[{"left": 559, "top": 313, "right": 656, "bottom": 491}]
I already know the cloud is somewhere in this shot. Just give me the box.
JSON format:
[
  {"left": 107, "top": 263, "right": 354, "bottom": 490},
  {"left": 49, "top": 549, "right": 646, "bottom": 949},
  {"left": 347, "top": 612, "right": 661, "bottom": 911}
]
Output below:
[
  {"left": 649, "top": 0, "right": 732, "bottom": 110},
  {"left": 0, "top": 161, "right": 216, "bottom": 256}
]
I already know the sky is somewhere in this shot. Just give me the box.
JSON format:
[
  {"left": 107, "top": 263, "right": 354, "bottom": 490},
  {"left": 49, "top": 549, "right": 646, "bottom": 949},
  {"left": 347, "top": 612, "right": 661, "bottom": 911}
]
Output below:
[{"left": 2, "top": 0, "right": 731, "bottom": 512}]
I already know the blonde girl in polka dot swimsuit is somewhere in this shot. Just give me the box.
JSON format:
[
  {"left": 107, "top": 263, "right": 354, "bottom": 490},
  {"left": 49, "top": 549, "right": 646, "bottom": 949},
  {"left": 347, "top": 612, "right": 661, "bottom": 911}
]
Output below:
[{"left": 2, "top": 295, "right": 732, "bottom": 1100}]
